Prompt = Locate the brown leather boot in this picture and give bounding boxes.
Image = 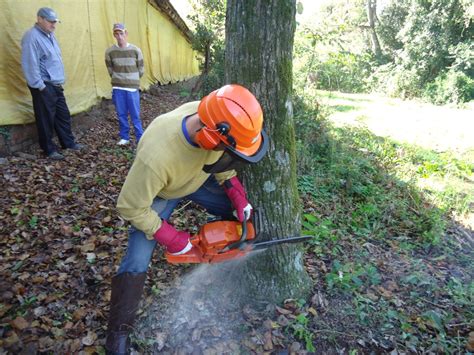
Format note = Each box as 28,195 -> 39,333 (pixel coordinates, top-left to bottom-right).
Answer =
105,272 -> 146,355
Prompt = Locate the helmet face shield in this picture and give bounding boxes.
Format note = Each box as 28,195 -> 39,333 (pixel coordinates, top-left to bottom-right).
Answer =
202,129 -> 269,173
202,151 -> 245,174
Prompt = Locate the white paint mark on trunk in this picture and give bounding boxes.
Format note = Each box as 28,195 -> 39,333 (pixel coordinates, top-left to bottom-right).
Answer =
275,150 -> 289,165
263,181 -> 276,192
285,98 -> 293,118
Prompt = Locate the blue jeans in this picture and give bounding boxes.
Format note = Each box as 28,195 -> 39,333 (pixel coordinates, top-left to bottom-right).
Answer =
117,177 -> 234,274
112,89 -> 143,142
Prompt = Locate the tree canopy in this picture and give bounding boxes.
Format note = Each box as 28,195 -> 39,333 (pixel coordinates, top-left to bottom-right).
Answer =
294,0 -> 473,104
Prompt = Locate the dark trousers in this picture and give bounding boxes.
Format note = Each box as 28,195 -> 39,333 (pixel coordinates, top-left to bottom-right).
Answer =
28,83 -> 76,154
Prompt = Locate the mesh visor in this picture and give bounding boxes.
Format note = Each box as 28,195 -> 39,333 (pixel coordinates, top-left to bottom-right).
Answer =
203,130 -> 269,173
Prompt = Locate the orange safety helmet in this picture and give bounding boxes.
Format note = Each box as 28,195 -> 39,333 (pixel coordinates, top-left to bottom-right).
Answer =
196,84 -> 268,164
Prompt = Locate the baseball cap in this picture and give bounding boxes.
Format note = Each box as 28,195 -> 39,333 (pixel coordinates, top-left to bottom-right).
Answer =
37,7 -> 60,22
113,23 -> 126,32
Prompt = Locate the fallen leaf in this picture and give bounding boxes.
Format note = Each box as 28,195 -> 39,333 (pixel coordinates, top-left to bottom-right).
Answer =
263,331 -> 273,350
82,346 -> 98,355
32,276 -> 46,284
466,331 -> 474,351
61,225 -> 74,236
51,327 -> 64,338
384,280 -> 399,291
209,326 -> 221,337
277,315 -> 290,326
192,328 -> 202,341
203,348 -> 218,355
33,306 -> 47,317
154,332 -> 167,351
308,307 -> 318,317
290,342 -> 301,352
38,336 -> 54,350
11,316 -> 29,330
242,338 -> 258,350
81,243 -> 95,252
86,253 -> 96,263
263,319 -> 274,330
81,331 -> 97,346
275,305 -> 292,315
0,303 -> 12,317
377,286 -> 393,298
73,308 -> 87,321
4,332 -> 20,347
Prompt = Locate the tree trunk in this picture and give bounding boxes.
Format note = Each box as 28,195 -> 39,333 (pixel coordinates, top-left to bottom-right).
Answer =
224,0 -> 311,306
367,0 -> 382,59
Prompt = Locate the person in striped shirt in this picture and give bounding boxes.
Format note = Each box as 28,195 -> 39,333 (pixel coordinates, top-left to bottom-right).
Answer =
105,23 -> 144,146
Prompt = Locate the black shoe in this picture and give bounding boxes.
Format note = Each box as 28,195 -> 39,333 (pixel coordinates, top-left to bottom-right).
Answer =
48,151 -> 64,160
69,143 -> 85,151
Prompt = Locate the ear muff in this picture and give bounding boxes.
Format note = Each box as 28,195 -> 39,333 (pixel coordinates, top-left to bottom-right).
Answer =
216,122 -> 230,135
216,122 -> 236,148
196,122 -> 237,150
195,126 -> 221,150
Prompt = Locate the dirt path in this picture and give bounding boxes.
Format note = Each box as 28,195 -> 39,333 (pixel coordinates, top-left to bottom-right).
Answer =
320,92 -> 474,156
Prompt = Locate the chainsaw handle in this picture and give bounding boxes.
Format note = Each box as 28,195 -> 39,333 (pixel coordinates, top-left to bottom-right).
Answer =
218,219 -> 250,254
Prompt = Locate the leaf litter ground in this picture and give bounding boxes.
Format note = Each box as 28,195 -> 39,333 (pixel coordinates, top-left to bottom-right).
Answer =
1,84 -> 473,354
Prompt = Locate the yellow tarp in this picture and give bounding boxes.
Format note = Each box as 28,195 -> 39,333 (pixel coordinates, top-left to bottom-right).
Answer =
0,0 -> 200,126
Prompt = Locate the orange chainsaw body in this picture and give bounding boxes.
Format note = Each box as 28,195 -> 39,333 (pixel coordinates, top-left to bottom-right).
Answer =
165,220 -> 255,264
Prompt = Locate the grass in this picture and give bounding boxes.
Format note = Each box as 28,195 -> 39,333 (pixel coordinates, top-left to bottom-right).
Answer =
293,91 -> 473,352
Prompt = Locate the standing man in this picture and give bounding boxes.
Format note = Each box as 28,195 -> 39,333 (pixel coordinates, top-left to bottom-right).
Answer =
105,84 -> 268,354
105,23 -> 144,146
21,7 -> 84,160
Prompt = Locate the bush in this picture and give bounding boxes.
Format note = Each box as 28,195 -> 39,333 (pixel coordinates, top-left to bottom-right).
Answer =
366,0 -> 473,101
198,45 -> 225,95
312,52 -> 373,93
293,95 -> 333,175
368,63 -> 422,98
423,69 -> 474,105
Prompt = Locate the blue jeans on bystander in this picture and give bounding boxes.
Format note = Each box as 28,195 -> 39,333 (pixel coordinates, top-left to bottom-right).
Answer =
112,88 -> 143,143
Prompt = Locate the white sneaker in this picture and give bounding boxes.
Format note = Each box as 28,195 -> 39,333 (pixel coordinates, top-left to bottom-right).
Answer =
117,139 -> 129,146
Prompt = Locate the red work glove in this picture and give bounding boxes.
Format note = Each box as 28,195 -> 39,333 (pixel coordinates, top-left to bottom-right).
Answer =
153,220 -> 192,255
223,176 -> 252,222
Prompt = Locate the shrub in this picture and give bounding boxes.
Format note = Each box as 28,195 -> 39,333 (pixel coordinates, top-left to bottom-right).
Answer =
423,69 -> 474,105
312,52 -> 373,93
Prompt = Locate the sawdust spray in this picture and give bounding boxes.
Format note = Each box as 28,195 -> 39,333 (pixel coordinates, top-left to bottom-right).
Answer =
155,253 -> 263,352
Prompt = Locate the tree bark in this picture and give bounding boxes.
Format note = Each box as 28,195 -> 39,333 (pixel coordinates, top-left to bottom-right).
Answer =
367,0 -> 382,59
224,0 -> 311,306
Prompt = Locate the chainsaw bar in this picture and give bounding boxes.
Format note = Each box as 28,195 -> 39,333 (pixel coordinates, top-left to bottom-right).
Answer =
250,235 -> 313,251
221,235 -> 313,254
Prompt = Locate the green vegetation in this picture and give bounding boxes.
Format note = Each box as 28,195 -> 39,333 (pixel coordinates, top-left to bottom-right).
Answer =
187,0 -> 226,96
295,0 -> 473,105
293,89 -> 473,352
288,312 -> 315,352
186,0 -> 472,104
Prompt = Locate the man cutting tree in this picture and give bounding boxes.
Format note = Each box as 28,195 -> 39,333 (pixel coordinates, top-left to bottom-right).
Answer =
105,84 -> 268,354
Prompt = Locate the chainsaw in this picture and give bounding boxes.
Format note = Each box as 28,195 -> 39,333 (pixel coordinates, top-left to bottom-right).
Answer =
165,211 -> 312,264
